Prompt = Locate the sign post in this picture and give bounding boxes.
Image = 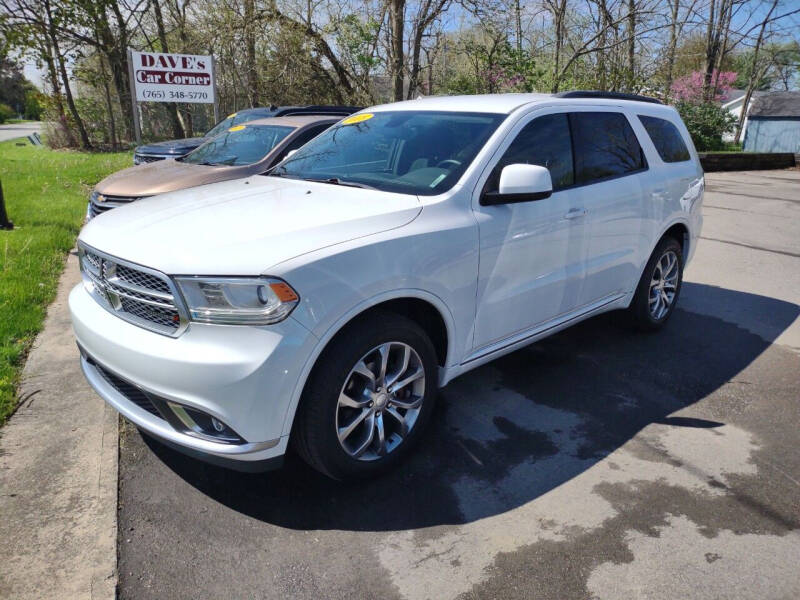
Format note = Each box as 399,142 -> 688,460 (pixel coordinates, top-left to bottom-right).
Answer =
126,48 -> 142,145
210,56 -> 220,123
127,49 -> 218,145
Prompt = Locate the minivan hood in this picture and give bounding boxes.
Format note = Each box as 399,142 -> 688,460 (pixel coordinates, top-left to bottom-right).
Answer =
79,176 -> 421,275
135,137 -> 206,156
95,159 -> 245,197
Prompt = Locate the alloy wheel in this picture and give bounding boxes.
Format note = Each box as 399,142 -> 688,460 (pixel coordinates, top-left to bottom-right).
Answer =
649,250 -> 679,320
335,342 -> 426,461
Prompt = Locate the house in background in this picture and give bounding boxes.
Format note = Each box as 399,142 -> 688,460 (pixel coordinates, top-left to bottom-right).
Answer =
743,91 -> 800,153
721,89 -> 765,142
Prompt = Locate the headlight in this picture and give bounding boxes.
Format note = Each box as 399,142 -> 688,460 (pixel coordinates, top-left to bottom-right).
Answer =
175,277 -> 299,325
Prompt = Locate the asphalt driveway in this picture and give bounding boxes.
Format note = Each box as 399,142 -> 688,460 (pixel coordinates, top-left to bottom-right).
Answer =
118,170 -> 800,600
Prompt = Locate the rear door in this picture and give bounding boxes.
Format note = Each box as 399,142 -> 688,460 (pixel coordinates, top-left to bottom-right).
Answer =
570,110 -> 649,306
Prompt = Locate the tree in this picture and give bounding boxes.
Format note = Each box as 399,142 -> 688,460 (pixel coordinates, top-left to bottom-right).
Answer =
675,100 -> 736,150
734,0 -> 778,144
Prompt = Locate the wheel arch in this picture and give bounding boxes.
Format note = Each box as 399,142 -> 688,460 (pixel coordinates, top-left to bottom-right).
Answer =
280,289 -> 456,437
662,221 -> 690,258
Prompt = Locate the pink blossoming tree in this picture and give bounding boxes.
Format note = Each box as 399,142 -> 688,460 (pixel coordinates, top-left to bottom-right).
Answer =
670,70 -> 737,103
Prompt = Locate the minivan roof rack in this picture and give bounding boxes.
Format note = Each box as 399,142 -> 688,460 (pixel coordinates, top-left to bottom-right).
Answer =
554,91 -> 663,105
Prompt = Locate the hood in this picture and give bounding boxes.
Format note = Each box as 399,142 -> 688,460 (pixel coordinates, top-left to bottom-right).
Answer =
79,176 -> 421,275
94,159 -> 248,197
135,137 -> 206,156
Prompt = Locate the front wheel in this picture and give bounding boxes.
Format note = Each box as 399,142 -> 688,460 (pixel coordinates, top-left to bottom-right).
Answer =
627,236 -> 684,331
292,312 -> 438,480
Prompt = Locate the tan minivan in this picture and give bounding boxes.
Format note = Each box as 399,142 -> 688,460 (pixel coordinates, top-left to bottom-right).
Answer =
88,115 -> 340,219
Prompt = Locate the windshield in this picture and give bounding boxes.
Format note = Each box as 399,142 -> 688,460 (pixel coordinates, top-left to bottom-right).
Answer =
268,111 -> 505,195
180,124 -> 293,167
205,111 -> 269,138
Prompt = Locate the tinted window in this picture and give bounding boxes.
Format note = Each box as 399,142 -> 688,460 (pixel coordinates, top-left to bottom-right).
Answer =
205,111 -> 272,138
271,124 -> 332,165
181,124 -> 293,166
571,112 -> 645,183
487,113 -> 574,191
638,115 -> 691,163
271,111 -> 505,195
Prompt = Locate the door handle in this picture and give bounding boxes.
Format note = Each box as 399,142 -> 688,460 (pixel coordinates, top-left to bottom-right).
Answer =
564,208 -> 587,220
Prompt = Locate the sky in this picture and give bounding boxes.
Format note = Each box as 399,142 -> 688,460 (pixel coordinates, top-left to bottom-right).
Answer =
24,62 -> 44,89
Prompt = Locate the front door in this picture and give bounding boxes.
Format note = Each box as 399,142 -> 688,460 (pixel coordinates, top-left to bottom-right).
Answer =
472,111 -> 587,352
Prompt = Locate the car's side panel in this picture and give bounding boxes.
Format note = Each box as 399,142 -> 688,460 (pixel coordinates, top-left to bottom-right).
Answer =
469,108 -> 588,350
568,109 -> 649,305
272,195 -> 478,436
278,194 -> 478,367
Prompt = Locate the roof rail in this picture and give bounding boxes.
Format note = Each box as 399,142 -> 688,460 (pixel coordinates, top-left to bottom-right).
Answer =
554,91 -> 663,105
274,105 -> 363,117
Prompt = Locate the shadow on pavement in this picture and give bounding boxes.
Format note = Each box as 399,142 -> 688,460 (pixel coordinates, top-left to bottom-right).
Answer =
140,282 -> 799,531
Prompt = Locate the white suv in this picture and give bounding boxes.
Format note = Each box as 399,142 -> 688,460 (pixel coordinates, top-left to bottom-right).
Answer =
70,92 -> 703,480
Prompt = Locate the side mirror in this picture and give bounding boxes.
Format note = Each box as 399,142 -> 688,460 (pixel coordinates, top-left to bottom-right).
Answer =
480,164 -> 553,206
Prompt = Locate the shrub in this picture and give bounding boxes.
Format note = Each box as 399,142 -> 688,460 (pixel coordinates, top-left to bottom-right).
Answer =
0,103 -> 14,124
24,90 -> 43,120
675,101 -> 737,151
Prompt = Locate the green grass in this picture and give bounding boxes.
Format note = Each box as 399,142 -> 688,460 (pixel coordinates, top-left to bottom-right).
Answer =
0,141 -> 131,423
5,119 -> 36,125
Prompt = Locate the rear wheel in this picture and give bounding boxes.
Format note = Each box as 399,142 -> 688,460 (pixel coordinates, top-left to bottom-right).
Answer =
627,236 -> 683,331
292,312 -> 438,480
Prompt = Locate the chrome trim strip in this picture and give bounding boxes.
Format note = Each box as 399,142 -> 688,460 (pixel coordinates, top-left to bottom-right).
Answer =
106,275 -> 173,301
81,355 -> 279,456
105,284 -> 175,308
463,293 -> 625,364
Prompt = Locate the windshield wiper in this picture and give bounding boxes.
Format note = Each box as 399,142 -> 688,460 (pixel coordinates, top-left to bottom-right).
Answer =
303,177 -> 376,190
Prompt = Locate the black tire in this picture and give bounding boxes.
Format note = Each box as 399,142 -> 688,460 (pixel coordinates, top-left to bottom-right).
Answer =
626,236 -> 684,331
292,311 -> 438,480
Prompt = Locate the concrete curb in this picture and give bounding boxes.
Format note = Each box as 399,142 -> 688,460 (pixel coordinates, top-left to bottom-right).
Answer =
0,251 -> 118,599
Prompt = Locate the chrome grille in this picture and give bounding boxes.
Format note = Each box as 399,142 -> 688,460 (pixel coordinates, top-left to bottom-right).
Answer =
88,193 -> 141,219
79,245 -> 186,336
115,263 -> 171,294
134,153 -> 166,164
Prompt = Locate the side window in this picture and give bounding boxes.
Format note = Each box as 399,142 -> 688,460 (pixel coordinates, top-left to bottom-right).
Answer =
570,112 -> 645,184
486,113 -> 574,192
275,124 -> 331,162
638,115 -> 691,163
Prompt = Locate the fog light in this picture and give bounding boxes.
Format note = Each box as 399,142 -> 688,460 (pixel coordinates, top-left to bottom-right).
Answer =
166,402 -> 245,444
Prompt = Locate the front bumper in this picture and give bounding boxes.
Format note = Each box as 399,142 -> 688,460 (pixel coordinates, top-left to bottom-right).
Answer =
70,283 -> 318,467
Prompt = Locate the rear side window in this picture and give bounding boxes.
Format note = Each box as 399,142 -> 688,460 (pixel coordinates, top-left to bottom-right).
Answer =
570,112 -> 645,183
638,115 -> 691,163
487,113 -> 574,191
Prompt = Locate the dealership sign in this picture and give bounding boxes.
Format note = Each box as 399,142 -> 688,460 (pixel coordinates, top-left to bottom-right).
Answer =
131,51 -> 216,104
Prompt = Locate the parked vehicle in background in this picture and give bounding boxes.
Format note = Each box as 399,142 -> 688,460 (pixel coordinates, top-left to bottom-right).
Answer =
71,92 -> 703,481
89,115 -> 339,219
132,105 -> 361,164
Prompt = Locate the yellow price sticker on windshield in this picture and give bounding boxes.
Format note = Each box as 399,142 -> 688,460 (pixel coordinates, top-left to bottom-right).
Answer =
228,125 -> 246,132
341,113 -> 374,125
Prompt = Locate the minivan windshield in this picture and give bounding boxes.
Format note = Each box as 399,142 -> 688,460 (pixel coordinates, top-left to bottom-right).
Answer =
180,124 -> 293,167
267,111 -> 505,195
